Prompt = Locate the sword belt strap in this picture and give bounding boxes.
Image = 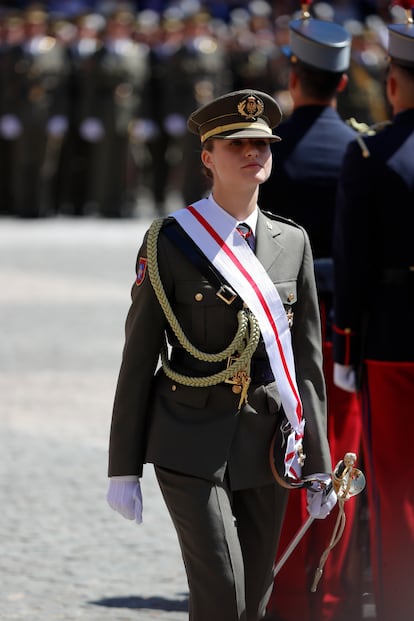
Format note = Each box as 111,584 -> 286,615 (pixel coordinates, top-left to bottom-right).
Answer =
162,218 -> 243,308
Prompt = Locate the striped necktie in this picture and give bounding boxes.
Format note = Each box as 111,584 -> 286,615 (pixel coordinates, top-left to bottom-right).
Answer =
237,222 -> 255,251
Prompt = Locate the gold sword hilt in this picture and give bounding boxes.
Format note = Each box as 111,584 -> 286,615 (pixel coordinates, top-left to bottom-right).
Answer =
333,452 -> 366,499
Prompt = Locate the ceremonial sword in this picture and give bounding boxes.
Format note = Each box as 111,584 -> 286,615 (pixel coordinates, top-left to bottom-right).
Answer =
273,452 -> 366,587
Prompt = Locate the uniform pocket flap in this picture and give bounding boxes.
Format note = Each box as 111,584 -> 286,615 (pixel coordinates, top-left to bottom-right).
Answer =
156,372 -> 211,408
175,280 -> 219,306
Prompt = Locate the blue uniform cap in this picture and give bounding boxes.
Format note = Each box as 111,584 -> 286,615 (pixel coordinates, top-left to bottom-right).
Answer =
388,22 -> 414,68
285,17 -> 351,72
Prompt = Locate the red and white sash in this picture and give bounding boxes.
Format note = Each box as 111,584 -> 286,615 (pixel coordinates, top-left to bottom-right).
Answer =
172,197 -> 305,482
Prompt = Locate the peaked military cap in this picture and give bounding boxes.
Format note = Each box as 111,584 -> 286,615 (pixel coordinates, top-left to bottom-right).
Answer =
284,2 -> 351,72
187,90 -> 282,144
388,2 -> 414,68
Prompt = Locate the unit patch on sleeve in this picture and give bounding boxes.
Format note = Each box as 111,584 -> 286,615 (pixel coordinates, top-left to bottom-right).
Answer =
136,257 -> 147,286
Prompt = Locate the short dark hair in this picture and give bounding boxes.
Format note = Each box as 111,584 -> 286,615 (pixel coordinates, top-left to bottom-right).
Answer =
292,59 -> 344,99
391,59 -> 414,81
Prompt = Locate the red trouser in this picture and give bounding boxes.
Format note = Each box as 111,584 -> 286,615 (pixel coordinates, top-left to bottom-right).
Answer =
362,361 -> 414,621
266,342 -> 363,621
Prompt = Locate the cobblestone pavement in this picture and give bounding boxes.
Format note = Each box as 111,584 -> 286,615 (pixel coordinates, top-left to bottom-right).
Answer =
0,215 -> 188,621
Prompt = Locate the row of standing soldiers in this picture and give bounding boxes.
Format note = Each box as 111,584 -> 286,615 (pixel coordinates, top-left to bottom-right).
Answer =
0,5 -> 388,217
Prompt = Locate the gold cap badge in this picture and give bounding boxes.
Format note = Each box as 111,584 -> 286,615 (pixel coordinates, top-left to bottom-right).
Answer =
237,94 -> 264,121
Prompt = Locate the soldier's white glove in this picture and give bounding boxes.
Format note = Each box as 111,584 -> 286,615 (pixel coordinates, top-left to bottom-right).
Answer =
130,118 -> 159,141
306,476 -> 337,519
79,117 -> 104,142
333,363 -> 357,393
0,114 -> 22,139
47,115 -> 68,137
163,113 -> 186,137
106,477 -> 143,524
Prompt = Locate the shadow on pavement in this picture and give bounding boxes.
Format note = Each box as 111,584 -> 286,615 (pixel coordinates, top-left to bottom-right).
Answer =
90,594 -> 189,612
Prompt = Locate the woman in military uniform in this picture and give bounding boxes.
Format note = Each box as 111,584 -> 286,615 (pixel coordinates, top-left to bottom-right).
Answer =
107,89 -> 335,621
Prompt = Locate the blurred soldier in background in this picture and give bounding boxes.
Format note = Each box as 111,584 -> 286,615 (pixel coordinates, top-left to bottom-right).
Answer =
77,7 -> 150,217
134,7 -> 184,215
260,3 -> 363,621
0,5 -> 69,217
228,1 -> 289,101
58,11 -> 106,215
0,1 -> 404,220
0,12 -> 25,215
337,15 -> 389,125
333,4 -> 414,620
159,2 -> 233,206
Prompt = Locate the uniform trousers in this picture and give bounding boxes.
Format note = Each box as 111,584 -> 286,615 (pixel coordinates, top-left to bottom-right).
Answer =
155,466 -> 284,621
361,361 -> 414,621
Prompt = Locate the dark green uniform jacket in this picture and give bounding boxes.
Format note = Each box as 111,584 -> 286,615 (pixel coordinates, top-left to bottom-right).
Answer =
109,209 -> 331,490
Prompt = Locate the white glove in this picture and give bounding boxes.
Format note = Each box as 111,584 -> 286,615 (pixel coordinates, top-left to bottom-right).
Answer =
130,118 -> 159,141
163,113 -> 187,137
306,476 -> 337,519
106,477 -> 143,524
47,115 -> 68,137
333,363 -> 357,393
0,114 -> 22,139
79,117 -> 104,142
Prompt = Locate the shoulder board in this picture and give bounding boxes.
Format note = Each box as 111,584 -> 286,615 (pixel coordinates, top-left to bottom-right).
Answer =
261,211 -> 303,229
346,117 -> 392,136
346,117 -> 375,136
346,118 -> 374,158
160,216 -> 177,230
346,118 -> 392,159
369,120 -> 392,133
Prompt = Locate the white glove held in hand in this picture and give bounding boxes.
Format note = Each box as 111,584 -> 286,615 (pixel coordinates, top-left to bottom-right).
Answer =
306,479 -> 337,520
333,363 -> 357,393
79,117 -> 104,142
131,118 -> 159,141
107,478 -> 143,524
0,114 -> 22,139
47,115 -> 68,137
163,113 -> 187,137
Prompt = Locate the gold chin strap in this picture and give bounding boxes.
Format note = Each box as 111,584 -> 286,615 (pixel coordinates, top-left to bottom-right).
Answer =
201,121 -> 272,143
146,218 -> 260,400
